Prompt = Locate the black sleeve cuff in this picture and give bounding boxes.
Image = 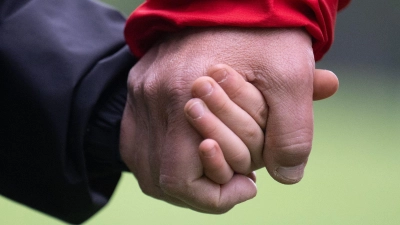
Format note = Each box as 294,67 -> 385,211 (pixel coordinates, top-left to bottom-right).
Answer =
85,71 -> 131,176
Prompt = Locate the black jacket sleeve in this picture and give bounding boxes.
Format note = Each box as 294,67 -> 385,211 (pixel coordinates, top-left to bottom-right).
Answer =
0,0 -> 136,223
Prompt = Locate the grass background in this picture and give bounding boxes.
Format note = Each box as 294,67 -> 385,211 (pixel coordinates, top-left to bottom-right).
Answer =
1,1 -> 399,224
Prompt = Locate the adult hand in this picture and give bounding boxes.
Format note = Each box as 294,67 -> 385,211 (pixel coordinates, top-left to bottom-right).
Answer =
120,27 -> 337,213
184,65 -> 337,185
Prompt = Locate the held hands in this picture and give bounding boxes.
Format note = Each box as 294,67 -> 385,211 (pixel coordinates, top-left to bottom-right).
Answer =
185,64 -> 338,185
184,65 -> 267,184
120,27 -> 338,213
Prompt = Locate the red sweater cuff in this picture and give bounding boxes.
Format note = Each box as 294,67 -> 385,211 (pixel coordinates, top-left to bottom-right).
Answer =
124,0 -> 350,61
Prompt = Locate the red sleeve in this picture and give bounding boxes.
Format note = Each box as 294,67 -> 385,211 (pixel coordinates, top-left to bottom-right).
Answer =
124,0 -> 351,61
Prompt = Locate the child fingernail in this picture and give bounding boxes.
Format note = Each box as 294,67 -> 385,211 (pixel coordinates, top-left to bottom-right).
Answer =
194,81 -> 213,97
187,101 -> 204,119
212,69 -> 228,83
201,145 -> 216,158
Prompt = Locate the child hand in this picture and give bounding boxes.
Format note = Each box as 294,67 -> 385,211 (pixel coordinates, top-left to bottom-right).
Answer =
184,64 -> 267,184
185,64 -> 339,184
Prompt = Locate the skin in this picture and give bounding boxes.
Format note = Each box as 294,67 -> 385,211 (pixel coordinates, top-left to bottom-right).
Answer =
187,64 -> 338,184
120,27 -> 339,213
185,65 -> 267,183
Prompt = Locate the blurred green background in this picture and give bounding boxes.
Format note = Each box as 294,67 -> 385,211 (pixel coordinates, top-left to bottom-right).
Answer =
1,1 -> 399,224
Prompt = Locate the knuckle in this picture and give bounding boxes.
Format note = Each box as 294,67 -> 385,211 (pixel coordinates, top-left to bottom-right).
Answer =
159,174 -> 186,197
248,60 -> 313,96
254,103 -> 268,128
137,180 -> 162,199
227,83 -> 245,101
201,122 -> 219,138
166,78 -> 191,99
269,129 -> 313,163
142,75 -> 162,100
211,96 -> 230,115
242,124 -> 263,146
226,151 -> 251,174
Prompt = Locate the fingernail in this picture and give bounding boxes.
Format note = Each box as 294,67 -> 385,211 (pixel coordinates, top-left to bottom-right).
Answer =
194,81 -> 213,97
212,69 -> 228,83
248,171 -> 257,183
201,145 -> 216,158
187,102 -> 204,119
275,164 -> 305,183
